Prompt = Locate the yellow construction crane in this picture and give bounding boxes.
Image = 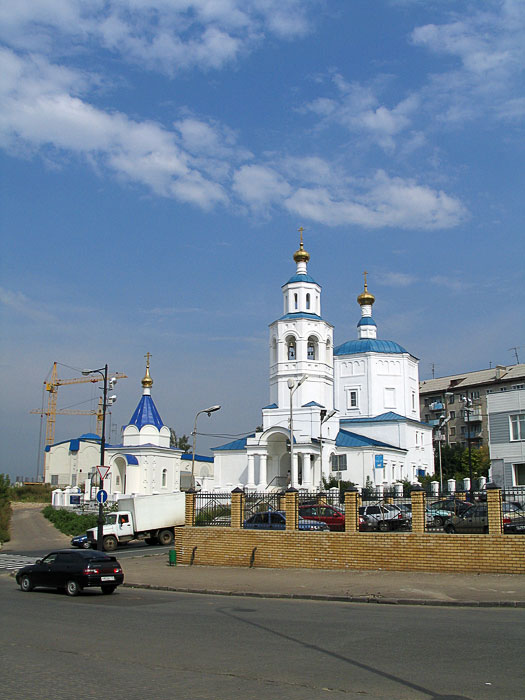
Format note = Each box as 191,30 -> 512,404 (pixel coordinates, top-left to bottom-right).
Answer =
31,362 -> 127,480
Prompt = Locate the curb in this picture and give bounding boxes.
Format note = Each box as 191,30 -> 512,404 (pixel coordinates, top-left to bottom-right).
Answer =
121,582 -> 525,608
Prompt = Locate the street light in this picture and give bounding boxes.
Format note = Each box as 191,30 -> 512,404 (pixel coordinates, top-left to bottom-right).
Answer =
319,408 -> 336,490
436,414 -> 450,493
461,396 -> 473,498
287,375 -> 308,488
81,365 -> 118,550
191,405 -> 221,489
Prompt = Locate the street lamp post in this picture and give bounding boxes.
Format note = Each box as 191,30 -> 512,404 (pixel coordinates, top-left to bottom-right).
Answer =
319,408 -> 336,490
82,365 -> 117,550
287,375 -> 308,488
462,396 -> 474,498
191,405 -> 221,489
436,414 -> 450,493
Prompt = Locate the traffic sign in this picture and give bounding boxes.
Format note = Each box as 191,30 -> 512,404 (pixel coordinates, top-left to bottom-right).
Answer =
96,489 -> 108,504
96,466 -> 110,480
374,454 -> 384,469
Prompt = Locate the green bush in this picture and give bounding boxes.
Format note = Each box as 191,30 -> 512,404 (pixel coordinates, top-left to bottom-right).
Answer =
42,506 -> 98,536
10,483 -> 53,503
0,500 -> 11,543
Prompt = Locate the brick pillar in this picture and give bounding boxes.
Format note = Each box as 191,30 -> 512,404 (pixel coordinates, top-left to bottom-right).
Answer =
410,485 -> 426,533
230,487 -> 245,528
344,488 -> 360,532
486,483 -> 503,534
278,492 -> 287,511
185,490 -> 196,527
285,488 -> 298,530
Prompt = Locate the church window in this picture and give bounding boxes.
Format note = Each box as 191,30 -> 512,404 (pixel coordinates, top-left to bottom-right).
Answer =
294,293 -> 298,310
346,387 -> 359,409
306,293 -> 311,310
271,337 -> 277,363
350,391 -> 357,407
162,468 -> 167,487
287,336 -> 296,360
412,392 -> 416,410
307,336 -> 318,360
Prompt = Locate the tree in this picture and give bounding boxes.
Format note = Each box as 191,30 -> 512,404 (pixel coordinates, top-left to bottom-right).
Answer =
169,429 -> 191,452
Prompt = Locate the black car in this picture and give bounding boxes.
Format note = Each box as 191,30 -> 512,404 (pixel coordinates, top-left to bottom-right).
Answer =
444,503 -> 525,534
16,549 -> 124,596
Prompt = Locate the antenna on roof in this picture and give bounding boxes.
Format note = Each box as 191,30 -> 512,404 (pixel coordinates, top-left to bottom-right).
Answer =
508,346 -> 521,364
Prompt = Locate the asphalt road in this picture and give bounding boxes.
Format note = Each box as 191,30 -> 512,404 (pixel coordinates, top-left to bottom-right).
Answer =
1,577 -> 524,700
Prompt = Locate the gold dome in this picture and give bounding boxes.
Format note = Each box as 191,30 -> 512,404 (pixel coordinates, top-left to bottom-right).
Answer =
293,227 -> 310,263
357,272 -> 375,306
142,352 -> 153,388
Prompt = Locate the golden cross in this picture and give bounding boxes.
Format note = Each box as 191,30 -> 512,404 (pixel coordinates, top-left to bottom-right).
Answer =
363,270 -> 368,289
298,226 -> 304,245
144,351 -> 151,368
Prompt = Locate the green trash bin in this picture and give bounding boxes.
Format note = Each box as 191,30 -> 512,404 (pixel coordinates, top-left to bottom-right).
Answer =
169,549 -> 177,566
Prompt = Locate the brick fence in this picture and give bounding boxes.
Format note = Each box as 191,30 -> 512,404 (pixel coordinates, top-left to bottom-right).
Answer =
176,486 -> 525,574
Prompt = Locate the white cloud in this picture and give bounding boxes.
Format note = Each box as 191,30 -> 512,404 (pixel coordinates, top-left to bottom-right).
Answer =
0,287 -> 57,322
232,164 -> 291,209
379,272 -> 417,287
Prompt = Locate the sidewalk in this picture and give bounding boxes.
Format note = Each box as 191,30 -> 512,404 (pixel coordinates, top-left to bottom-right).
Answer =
121,553 -> 525,607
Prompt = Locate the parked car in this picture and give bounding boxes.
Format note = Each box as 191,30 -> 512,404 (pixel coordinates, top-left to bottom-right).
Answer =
243,510 -> 329,531
427,498 -> 473,525
298,504 -> 367,531
359,503 -> 407,531
71,534 -> 91,549
16,550 -> 124,596
444,504 -> 525,534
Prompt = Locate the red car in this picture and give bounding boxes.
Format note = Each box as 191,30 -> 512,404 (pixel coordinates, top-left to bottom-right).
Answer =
298,504 -> 366,531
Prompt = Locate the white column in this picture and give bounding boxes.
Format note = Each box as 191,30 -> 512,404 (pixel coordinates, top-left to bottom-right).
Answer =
302,453 -> 312,489
247,453 -> 256,489
258,453 -> 268,490
291,452 -> 299,488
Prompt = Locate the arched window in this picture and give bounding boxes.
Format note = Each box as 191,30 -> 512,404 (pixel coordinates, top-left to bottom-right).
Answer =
162,469 -> 167,487
307,335 -> 318,360
271,337 -> 277,363
287,336 -> 296,360
294,293 -> 298,310
306,293 -> 311,310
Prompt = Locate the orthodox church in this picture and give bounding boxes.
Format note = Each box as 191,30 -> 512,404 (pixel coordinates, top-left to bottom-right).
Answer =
45,357 -> 214,495
212,235 -> 433,491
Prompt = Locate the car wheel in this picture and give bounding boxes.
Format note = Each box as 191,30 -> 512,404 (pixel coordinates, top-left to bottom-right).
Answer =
444,524 -> 456,534
65,579 -> 81,596
378,520 -> 390,532
101,585 -> 117,595
145,537 -> 158,545
20,575 -> 33,592
82,540 -> 91,549
103,536 -> 118,552
157,529 -> 174,546
433,516 -> 444,526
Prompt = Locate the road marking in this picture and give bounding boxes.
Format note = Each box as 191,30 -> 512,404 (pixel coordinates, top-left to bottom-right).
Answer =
0,554 -> 38,572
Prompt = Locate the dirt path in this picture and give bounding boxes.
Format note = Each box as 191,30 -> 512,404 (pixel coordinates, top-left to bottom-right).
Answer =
2,503 -> 70,552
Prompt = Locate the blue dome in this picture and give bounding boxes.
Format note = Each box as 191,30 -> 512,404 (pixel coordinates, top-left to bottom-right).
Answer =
357,317 -> 377,327
283,273 -> 319,286
334,338 -> 408,355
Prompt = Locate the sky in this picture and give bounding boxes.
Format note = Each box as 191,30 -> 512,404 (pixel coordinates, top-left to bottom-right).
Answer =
1,0 -> 524,481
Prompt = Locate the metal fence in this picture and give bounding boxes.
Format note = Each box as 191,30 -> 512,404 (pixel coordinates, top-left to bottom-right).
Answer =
243,492 -> 282,521
194,492 -> 232,526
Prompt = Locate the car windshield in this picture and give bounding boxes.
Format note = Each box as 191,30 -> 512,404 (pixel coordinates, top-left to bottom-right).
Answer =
106,514 -> 117,525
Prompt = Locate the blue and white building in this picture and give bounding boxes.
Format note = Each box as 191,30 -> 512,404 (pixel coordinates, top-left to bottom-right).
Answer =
212,237 -> 433,490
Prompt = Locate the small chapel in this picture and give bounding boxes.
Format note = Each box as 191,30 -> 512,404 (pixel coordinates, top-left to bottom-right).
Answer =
211,234 -> 433,491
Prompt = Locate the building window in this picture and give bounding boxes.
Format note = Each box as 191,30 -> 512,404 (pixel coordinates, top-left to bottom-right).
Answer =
471,390 -> 480,399
162,469 -> 167,487
294,293 -> 298,310
346,388 -> 359,409
51,475 -> 58,485
450,410 -> 456,419
307,336 -> 318,360
450,427 -> 456,436
515,464 -> 525,486
306,293 -> 311,310
510,414 -> 525,441
411,391 -> 416,410
331,454 -> 347,471
287,336 -> 296,360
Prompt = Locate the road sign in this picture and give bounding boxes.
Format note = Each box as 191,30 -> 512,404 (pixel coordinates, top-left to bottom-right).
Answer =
96,489 -> 108,504
374,454 -> 384,469
96,466 -> 110,480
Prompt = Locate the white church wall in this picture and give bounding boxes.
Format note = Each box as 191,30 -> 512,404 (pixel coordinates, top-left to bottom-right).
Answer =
213,452 -> 248,490
46,441 -> 100,488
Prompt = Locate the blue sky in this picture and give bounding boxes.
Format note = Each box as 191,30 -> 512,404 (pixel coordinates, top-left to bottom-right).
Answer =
1,0 -> 524,480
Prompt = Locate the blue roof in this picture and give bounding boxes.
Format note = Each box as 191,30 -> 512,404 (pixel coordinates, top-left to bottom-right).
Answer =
357,317 -> 377,327
341,411 -> 430,427
122,454 -> 139,465
181,453 -> 214,463
336,429 -> 402,451
79,432 -> 100,440
127,394 -> 164,430
278,312 -> 323,321
334,339 -> 408,355
212,434 -> 255,451
283,273 -> 319,286
262,403 -> 278,409
45,434 -> 100,452
302,401 -> 325,408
